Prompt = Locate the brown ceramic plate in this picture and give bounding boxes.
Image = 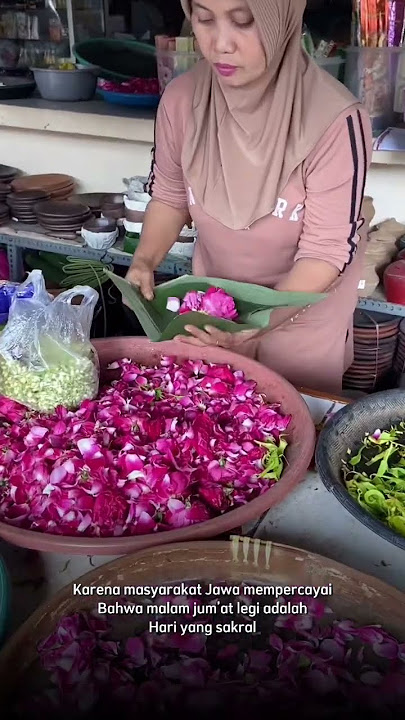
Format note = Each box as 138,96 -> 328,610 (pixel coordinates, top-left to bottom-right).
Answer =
39,220 -> 93,232
70,193 -> 105,210
36,210 -> 92,223
11,174 -> 74,192
353,309 -> 401,329
50,185 -> 75,199
101,193 -> 124,204
0,164 -> 19,180
8,190 -> 48,202
35,201 -> 90,217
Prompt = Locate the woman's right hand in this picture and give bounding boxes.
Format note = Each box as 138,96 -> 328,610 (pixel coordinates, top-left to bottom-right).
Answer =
125,259 -> 155,301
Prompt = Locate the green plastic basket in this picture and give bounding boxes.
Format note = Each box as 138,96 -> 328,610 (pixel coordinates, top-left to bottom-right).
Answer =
0,555 -> 10,646
73,39 -> 157,81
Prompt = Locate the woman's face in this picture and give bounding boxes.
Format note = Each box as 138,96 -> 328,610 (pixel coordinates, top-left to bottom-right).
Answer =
190,0 -> 266,88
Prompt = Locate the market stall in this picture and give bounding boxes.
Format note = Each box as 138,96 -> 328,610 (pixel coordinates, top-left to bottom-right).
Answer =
0,4 -> 404,715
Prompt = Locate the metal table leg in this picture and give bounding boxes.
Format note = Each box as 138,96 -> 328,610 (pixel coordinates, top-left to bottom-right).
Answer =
5,241 -> 24,282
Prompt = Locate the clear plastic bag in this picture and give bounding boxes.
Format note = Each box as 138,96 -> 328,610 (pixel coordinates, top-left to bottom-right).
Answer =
0,270 -> 100,414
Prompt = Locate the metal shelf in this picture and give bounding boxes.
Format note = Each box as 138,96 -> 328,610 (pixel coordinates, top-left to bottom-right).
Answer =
2,226 -> 405,320
0,225 -> 192,281
357,296 -> 405,318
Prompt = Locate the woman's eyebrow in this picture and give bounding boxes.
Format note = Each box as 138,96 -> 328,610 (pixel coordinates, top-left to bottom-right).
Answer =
193,2 -> 249,11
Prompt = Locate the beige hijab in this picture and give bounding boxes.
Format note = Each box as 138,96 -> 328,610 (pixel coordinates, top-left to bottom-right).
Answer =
180,0 -> 359,231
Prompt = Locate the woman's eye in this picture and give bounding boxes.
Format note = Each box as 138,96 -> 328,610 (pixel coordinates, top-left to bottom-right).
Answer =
197,16 -> 214,24
232,13 -> 254,28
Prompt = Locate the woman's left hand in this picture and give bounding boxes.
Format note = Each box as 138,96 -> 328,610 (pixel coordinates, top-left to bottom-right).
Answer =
175,324 -> 260,349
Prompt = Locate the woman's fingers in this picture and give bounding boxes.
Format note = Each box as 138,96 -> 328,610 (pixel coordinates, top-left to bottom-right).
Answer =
175,334 -> 205,346
184,325 -> 213,343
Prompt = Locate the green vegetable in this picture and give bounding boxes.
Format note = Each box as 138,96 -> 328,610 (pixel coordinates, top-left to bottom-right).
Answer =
342,424 -> 405,538
257,437 -> 287,480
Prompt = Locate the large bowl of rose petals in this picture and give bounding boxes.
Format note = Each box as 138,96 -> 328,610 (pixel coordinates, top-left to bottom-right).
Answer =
0,337 -> 315,554
1,539 -> 405,719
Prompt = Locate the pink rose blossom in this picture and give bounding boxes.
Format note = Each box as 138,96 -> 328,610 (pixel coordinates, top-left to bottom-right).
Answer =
201,287 -> 238,320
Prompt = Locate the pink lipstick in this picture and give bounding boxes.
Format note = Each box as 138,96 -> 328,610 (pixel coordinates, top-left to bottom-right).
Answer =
214,63 -> 237,77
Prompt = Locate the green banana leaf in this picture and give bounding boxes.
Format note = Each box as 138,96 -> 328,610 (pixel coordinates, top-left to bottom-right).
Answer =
106,271 -> 326,342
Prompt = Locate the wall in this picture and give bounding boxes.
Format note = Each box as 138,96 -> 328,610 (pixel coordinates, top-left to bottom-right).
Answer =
365,164 -> 405,225
1,127 -> 153,193
2,122 -> 403,227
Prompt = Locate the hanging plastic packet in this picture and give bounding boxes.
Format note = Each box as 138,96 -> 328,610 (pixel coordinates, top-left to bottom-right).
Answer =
301,24 -> 315,57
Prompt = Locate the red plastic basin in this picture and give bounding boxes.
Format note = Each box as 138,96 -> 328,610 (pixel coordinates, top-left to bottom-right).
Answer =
0,338 -> 315,554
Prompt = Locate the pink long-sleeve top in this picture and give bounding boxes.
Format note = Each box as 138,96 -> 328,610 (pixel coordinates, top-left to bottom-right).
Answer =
147,72 -> 373,394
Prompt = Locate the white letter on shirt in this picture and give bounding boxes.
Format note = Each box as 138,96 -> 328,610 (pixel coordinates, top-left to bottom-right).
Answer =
289,203 -> 304,222
272,198 -> 288,219
188,187 -> 196,206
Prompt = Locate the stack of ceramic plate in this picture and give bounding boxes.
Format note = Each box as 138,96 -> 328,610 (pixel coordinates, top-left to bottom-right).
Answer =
70,193 -> 105,218
0,203 -> 10,226
393,318 -> 405,379
0,165 -> 19,184
11,174 -> 75,200
0,183 -> 11,204
35,200 -> 92,237
7,190 -> 49,224
343,309 -> 400,394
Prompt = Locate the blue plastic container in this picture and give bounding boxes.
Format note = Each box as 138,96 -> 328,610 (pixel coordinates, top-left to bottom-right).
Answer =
97,88 -> 159,108
0,555 -> 10,646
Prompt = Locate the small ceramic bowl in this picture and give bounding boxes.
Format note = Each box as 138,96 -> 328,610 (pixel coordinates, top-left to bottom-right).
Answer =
81,225 -> 119,250
101,204 -> 124,220
123,219 -> 143,235
125,207 -> 145,223
82,216 -> 117,233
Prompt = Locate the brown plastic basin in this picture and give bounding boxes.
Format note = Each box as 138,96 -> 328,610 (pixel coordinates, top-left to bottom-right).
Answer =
0,338 -> 315,555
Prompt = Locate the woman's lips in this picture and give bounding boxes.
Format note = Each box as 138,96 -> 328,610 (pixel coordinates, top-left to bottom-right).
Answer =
214,63 -> 237,77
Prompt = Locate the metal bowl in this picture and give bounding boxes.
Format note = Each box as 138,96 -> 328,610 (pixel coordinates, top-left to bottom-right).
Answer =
316,389 -> 405,551
31,66 -> 99,102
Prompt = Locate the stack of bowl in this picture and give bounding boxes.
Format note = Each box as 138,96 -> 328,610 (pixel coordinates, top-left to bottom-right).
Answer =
101,193 -> 125,220
393,318 -> 405,382
11,174 -> 75,200
81,217 -> 118,250
0,204 -> 10,226
7,190 -> 49,224
0,165 -> 19,184
70,193 -> 105,218
0,184 -> 11,204
35,201 -> 92,237
343,309 -> 400,394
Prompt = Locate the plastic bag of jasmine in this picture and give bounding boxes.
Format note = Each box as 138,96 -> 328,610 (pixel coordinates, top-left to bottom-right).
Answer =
0,270 -> 99,413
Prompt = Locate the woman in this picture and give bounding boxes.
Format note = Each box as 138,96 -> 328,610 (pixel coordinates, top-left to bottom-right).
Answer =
126,0 -> 372,394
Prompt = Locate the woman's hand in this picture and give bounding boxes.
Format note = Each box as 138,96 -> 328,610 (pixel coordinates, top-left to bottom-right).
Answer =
125,259 -> 155,301
175,324 -> 260,350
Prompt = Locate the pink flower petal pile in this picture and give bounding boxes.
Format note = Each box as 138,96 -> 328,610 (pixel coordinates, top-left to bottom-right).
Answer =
98,78 -> 160,95
12,595 -> 405,720
179,288 -> 239,321
0,358 -> 290,538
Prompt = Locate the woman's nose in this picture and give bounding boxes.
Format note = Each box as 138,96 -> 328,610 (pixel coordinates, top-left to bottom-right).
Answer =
213,25 -> 237,55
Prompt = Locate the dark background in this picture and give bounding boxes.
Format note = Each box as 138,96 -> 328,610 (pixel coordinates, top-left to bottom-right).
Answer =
109,0 -> 353,44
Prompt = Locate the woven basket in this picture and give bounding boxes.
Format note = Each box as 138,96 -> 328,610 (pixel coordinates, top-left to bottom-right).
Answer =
0,536 -> 404,706
0,338 -> 315,555
316,389 -> 405,550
